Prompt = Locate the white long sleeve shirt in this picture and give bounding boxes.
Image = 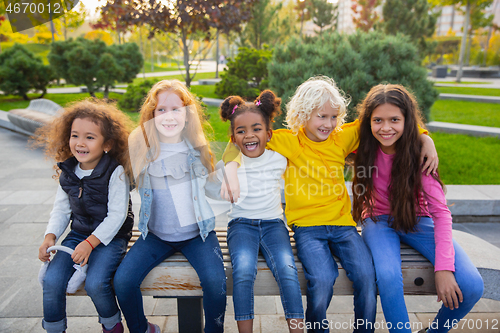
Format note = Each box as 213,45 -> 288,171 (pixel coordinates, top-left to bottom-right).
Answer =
44,164 -> 130,246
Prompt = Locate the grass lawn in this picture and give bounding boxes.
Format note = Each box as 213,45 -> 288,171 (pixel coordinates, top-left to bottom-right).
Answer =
430,100 -> 500,128
432,132 -> 500,185
434,81 -> 491,84
132,72 -> 217,85
0,92 -> 124,111
190,85 -> 219,99
436,86 -> 500,97
142,61 -> 184,73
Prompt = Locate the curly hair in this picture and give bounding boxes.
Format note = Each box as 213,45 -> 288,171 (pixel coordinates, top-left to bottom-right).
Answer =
285,76 -> 349,134
351,84 -> 444,233
219,89 -> 282,134
128,79 -> 215,185
34,98 -> 134,181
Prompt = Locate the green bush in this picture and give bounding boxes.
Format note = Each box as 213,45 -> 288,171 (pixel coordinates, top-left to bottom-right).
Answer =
49,38 -> 143,98
118,80 -> 154,112
269,31 -> 438,126
118,80 -> 208,113
215,47 -> 272,100
0,44 -> 54,100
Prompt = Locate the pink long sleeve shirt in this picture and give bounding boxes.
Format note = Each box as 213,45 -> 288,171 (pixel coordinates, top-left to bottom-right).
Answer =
364,147 -> 455,272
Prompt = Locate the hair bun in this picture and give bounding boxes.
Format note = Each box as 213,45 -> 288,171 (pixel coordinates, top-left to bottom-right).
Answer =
220,96 -> 244,121
256,90 -> 282,120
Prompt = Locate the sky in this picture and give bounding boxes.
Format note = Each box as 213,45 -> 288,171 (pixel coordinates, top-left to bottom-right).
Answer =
80,0 -> 103,18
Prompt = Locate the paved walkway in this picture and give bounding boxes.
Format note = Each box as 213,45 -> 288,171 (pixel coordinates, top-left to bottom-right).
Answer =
0,127 -> 499,332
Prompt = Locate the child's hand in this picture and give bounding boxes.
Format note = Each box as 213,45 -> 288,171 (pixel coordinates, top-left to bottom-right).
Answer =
72,240 -> 93,266
420,134 -> 439,175
39,234 -> 56,262
435,270 -> 463,310
221,162 -> 240,203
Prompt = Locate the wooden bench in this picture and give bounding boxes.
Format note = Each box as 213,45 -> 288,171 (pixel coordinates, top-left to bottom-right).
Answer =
7,99 -> 62,134
74,227 -> 436,333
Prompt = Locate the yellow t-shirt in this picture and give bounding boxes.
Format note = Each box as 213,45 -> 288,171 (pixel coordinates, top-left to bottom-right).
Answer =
223,120 -> 428,227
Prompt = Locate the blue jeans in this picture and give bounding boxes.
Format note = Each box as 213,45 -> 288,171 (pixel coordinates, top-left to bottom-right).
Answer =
114,231 -> 226,333
227,218 -> 304,320
292,225 -> 377,333
362,215 -> 484,333
42,230 -> 126,333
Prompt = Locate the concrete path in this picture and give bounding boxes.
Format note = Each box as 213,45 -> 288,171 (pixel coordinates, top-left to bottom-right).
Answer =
427,121 -> 500,138
0,127 -> 499,332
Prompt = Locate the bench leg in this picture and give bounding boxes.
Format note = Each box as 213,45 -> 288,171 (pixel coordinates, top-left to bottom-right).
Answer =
177,297 -> 203,333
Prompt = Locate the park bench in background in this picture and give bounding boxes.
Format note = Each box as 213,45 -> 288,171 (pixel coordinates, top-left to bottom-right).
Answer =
7,99 -> 62,134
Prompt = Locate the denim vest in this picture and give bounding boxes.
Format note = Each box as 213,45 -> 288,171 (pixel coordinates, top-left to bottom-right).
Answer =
137,140 -> 221,242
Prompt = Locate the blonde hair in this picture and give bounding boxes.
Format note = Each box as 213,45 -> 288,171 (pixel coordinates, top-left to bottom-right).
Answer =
33,99 -> 134,181
128,79 -> 215,185
285,76 -> 350,134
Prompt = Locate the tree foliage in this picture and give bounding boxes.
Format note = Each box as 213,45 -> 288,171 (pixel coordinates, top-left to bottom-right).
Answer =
308,0 -> 338,35
351,0 -> 381,32
57,1 -> 87,40
215,47 -> 272,100
118,79 -> 154,112
48,38 -> 143,98
295,0 -> 311,37
382,0 -> 438,54
238,0 -> 295,49
98,0 -> 256,87
0,44 -> 54,100
268,31 -> 438,126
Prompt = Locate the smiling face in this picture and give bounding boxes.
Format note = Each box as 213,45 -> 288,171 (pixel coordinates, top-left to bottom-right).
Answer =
154,90 -> 187,143
231,111 -> 272,158
371,103 -> 405,155
303,103 -> 339,142
69,117 -> 111,170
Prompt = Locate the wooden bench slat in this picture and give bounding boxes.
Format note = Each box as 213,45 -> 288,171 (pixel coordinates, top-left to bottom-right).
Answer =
74,227 -> 436,297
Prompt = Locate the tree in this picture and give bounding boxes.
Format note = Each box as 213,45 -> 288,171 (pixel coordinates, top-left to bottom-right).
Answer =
382,0 -> 438,55
461,1 -> 494,65
0,44 -> 54,100
48,38 -> 143,98
429,0 -> 492,82
295,0 -> 311,38
238,0 -> 296,49
57,1 -> 87,40
92,0 -> 134,44
269,32 -> 438,125
215,46 -> 272,100
351,0 -> 381,32
99,0 -> 257,87
308,0 -> 338,35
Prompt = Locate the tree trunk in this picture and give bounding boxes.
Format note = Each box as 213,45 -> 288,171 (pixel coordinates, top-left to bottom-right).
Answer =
150,39 -> 154,72
466,28 -> 473,66
182,29 -> 191,88
300,10 -> 304,38
63,16 -> 67,40
216,30 -> 220,79
456,0 -> 470,83
104,86 -> 109,100
139,26 -> 146,78
483,0 -> 499,67
22,93 -> 30,101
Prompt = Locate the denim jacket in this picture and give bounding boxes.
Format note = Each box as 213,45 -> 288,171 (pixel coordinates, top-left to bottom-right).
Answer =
137,140 -> 222,242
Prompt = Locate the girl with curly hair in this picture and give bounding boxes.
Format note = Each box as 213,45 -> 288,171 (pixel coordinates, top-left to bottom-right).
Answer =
37,99 -> 135,333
